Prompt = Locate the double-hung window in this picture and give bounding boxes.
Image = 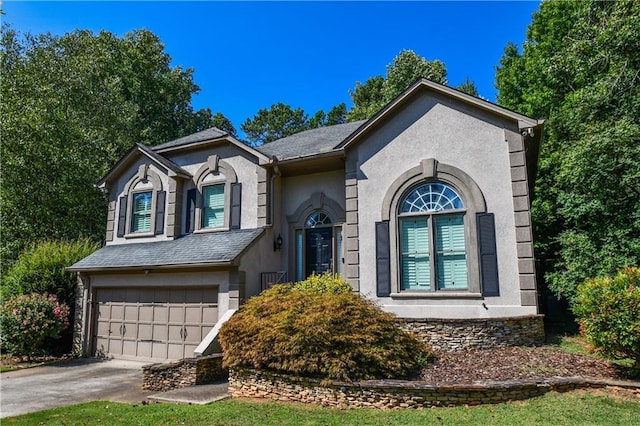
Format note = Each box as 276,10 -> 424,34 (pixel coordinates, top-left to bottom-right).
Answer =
399,182 -> 468,291
131,191 -> 153,233
202,184 -> 225,229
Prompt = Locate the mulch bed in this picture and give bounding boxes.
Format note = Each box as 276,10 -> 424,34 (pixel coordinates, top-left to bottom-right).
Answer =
420,346 -> 635,385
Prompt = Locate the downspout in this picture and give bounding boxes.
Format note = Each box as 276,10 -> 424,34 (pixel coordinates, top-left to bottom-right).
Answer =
268,156 -> 281,226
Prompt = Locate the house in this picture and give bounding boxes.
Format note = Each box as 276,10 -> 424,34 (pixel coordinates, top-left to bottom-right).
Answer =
69,79 -> 544,361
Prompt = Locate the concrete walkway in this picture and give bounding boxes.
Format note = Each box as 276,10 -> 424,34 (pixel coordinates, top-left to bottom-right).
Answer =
0,358 -> 229,418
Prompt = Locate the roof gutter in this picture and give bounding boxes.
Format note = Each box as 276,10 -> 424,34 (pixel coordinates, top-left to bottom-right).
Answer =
67,260 -> 235,273
264,149 -> 345,167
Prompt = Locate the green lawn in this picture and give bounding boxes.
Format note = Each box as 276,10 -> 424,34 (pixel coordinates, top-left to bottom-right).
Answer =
4,391 -> 639,426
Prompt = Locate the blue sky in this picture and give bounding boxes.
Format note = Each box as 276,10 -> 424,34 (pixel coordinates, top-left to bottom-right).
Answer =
3,1 -> 540,132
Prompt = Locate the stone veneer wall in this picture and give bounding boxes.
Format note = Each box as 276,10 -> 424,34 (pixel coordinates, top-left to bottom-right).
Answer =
399,315 -> 545,351
229,369 -> 638,409
142,354 -> 227,392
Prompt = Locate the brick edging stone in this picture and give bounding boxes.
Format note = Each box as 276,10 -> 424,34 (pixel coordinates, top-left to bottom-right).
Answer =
229,368 -> 640,409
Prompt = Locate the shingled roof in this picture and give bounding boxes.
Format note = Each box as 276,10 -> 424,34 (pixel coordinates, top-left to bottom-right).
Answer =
152,127 -> 228,152
256,120 -> 366,161
68,228 -> 264,271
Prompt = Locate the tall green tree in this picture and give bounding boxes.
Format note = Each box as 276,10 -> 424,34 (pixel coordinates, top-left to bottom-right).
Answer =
241,103 -> 310,145
456,77 -> 479,97
241,102 -> 348,146
495,1 -> 640,304
0,27 -> 231,272
347,50 -> 448,121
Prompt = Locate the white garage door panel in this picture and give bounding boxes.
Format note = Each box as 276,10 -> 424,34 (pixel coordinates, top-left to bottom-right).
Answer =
93,287 -> 218,361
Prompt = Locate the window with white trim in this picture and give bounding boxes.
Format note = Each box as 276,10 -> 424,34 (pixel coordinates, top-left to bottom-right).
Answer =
399,182 -> 468,291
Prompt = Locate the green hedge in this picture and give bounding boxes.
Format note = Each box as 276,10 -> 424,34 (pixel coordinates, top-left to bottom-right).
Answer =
574,267 -> 640,370
220,274 -> 431,382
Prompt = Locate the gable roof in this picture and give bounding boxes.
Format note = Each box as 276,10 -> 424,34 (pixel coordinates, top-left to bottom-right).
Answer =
97,143 -> 191,188
67,228 -> 264,271
152,127 -> 269,163
256,120 -> 366,161
337,78 -> 544,150
152,127 -> 228,151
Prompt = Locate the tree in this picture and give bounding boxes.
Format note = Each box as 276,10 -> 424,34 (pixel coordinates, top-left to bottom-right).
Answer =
190,110 -> 237,137
0,27 -> 231,272
326,103 -> 347,125
456,77 -> 479,97
347,50 -> 449,121
241,102 -> 347,146
495,1 -> 640,304
241,103 -> 310,145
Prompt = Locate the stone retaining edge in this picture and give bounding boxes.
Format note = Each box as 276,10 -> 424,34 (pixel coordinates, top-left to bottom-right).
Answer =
142,354 -> 227,392
229,369 -> 640,409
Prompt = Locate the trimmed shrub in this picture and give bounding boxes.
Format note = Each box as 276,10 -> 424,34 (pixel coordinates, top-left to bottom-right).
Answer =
1,239 -> 99,354
220,276 -> 431,382
0,293 -> 70,357
573,267 -> 640,369
292,272 -> 353,294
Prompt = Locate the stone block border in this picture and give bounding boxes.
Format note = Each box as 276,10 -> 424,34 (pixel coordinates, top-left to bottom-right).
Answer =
229,369 -> 640,409
399,315 -> 545,351
142,354 -> 227,392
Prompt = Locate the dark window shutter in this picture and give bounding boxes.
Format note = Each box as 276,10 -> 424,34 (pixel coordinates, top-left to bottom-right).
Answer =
375,221 -> 391,297
186,188 -> 197,234
117,196 -> 127,237
154,191 -> 166,235
230,183 -> 242,229
477,213 -> 499,296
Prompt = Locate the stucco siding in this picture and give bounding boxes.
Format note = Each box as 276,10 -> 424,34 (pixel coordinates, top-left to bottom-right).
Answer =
238,229 -> 280,299
167,145 -> 262,233
110,159 -> 172,245
351,92 -> 533,318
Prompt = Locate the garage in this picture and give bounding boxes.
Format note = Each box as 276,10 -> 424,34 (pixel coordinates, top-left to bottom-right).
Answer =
93,287 -> 218,361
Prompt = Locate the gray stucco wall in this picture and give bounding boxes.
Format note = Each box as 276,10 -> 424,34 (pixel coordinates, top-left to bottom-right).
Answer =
109,159 -> 173,245
349,92 -> 536,318
167,144 -> 261,233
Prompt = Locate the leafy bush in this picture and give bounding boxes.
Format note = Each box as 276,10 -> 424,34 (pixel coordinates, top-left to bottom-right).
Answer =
0,293 -> 70,357
573,267 -> 640,369
1,239 -> 98,354
292,272 -> 353,294
1,239 -> 99,306
220,275 -> 431,382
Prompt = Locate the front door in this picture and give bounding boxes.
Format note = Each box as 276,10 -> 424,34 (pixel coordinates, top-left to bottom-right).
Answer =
305,227 -> 333,276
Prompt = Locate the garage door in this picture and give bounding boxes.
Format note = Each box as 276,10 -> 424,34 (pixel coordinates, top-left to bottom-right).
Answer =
93,287 -> 218,361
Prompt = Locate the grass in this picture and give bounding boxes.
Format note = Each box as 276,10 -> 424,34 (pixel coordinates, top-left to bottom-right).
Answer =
3,391 -> 639,426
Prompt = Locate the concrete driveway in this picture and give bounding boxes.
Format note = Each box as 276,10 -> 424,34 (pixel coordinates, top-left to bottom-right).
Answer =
0,358 -> 153,418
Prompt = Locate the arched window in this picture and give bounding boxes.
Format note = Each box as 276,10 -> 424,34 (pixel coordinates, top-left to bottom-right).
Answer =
399,182 -> 467,291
